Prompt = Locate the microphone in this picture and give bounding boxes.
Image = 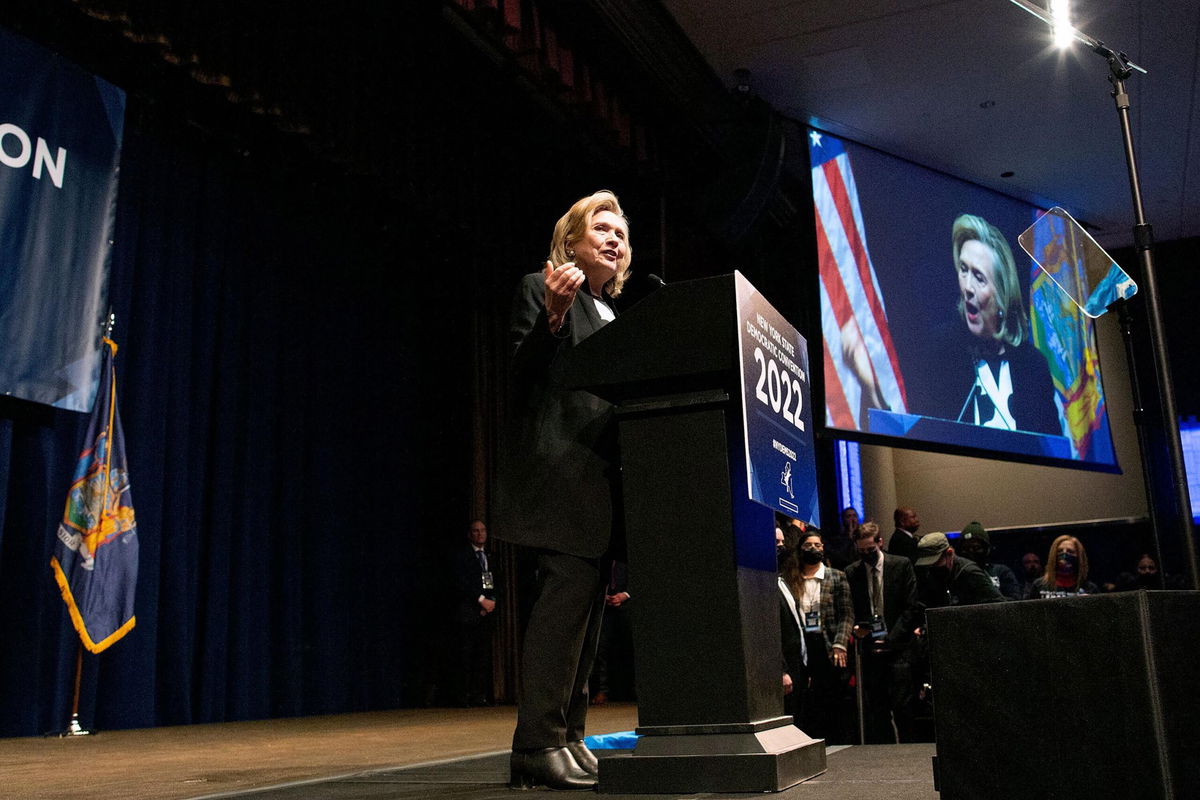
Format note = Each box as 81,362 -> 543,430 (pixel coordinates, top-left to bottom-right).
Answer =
955,362 -> 981,424
646,273 -> 666,288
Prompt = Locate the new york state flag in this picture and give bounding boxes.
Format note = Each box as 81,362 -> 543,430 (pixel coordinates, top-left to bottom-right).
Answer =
50,337 -> 139,653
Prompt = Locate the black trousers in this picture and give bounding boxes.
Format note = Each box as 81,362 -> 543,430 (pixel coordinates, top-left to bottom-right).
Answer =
590,603 -> 635,698
512,550 -> 606,750
454,611 -> 493,704
859,647 -> 915,743
799,632 -> 849,744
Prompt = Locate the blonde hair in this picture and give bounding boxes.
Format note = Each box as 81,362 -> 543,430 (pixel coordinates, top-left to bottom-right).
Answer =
548,190 -> 632,298
1043,534 -> 1089,589
952,214 -> 1028,348
853,521 -> 882,542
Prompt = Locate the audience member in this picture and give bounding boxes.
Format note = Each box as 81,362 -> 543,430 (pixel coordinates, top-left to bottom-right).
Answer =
1017,551 -> 1043,599
1029,535 -> 1099,598
453,519 -> 498,707
888,506 -> 921,562
845,522 -> 919,743
1113,553 -> 1184,591
913,532 -> 1005,608
777,524 -> 807,728
908,531 -> 1003,741
781,530 -> 853,743
956,522 -> 1021,600
589,559 -> 634,705
822,507 -> 859,570
775,511 -> 808,539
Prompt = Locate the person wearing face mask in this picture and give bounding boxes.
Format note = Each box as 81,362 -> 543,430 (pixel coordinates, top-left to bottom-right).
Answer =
1029,535 -> 1099,598
956,522 -> 1021,600
781,530 -> 853,743
845,522 -> 920,743
913,532 -> 1005,609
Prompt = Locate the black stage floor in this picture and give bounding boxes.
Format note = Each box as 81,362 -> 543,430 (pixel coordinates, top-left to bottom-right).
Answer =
196,744 -> 939,800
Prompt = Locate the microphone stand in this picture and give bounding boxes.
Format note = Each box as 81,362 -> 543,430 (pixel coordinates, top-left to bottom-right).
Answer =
955,370 -> 980,425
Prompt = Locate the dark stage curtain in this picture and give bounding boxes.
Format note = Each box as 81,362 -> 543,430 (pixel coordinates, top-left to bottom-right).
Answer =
0,124 -> 449,735
0,5 -> 640,735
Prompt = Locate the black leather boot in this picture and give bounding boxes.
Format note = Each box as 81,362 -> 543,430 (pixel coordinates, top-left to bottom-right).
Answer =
509,746 -> 596,790
566,740 -> 599,777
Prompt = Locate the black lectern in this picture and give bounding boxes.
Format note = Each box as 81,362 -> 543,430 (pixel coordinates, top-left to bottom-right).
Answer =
565,274 -> 826,794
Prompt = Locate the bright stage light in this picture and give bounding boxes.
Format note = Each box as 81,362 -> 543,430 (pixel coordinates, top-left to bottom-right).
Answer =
1050,0 -> 1074,48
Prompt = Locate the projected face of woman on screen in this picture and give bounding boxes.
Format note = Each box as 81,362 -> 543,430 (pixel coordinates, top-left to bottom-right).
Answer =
951,214 -> 1026,352
957,239 -> 1000,340
943,215 -> 1064,437
810,129 -> 1117,465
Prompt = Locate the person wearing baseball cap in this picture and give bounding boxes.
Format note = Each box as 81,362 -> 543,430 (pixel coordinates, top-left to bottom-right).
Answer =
914,531 -> 1005,608
956,522 -> 1021,600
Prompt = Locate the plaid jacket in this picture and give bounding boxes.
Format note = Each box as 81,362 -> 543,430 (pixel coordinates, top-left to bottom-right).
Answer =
792,564 -> 854,659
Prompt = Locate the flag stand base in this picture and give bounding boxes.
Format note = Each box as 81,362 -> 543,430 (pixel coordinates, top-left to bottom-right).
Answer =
47,713 -> 94,738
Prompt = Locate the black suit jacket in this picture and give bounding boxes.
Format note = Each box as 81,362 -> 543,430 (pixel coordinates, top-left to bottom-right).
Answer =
494,272 -> 618,558
779,583 -> 806,682
845,553 -> 918,648
454,545 -> 497,625
887,528 -> 919,562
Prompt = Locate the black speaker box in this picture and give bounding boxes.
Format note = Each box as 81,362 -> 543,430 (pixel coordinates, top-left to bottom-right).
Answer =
926,591 -> 1200,800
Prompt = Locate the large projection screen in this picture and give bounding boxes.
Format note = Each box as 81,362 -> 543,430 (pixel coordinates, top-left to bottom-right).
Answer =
809,128 -> 1118,471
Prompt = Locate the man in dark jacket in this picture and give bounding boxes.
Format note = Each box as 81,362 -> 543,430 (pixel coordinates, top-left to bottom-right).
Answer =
453,519 -> 497,706
846,522 -> 919,742
914,532 -> 1005,608
956,521 -> 1021,600
887,506 -> 921,562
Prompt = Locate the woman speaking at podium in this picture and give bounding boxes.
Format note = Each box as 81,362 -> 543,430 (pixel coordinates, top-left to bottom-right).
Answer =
495,190 -> 631,790
842,213 -> 1059,435
944,214 -> 1059,435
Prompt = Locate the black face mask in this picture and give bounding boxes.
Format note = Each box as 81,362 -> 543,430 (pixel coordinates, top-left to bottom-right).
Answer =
1057,552 -> 1079,572
801,548 -> 824,565
861,547 -> 881,566
776,546 -> 789,570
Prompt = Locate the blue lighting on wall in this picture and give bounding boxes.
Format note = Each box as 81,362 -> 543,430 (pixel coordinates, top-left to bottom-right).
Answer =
1182,417 -> 1200,522
835,439 -> 864,521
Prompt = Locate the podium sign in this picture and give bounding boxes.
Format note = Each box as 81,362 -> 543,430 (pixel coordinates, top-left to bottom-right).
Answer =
734,272 -> 819,526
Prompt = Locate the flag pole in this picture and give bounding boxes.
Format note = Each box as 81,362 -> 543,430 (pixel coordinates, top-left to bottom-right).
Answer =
47,315 -> 116,739
61,645 -> 93,737
46,644 -> 93,737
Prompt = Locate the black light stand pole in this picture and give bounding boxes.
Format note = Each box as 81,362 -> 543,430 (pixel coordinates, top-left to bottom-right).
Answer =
1115,298 -> 1167,589
1095,43 -> 1199,589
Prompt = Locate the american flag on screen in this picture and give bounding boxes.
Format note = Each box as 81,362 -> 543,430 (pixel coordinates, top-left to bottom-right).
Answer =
809,130 -> 907,429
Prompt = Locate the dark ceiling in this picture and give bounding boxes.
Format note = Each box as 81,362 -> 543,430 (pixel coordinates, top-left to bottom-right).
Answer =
662,0 -> 1200,251
6,0 -> 1197,255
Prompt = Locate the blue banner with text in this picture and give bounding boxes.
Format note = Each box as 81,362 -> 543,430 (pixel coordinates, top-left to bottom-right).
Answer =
0,27 -> 125,411
734,271 -> 820,527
